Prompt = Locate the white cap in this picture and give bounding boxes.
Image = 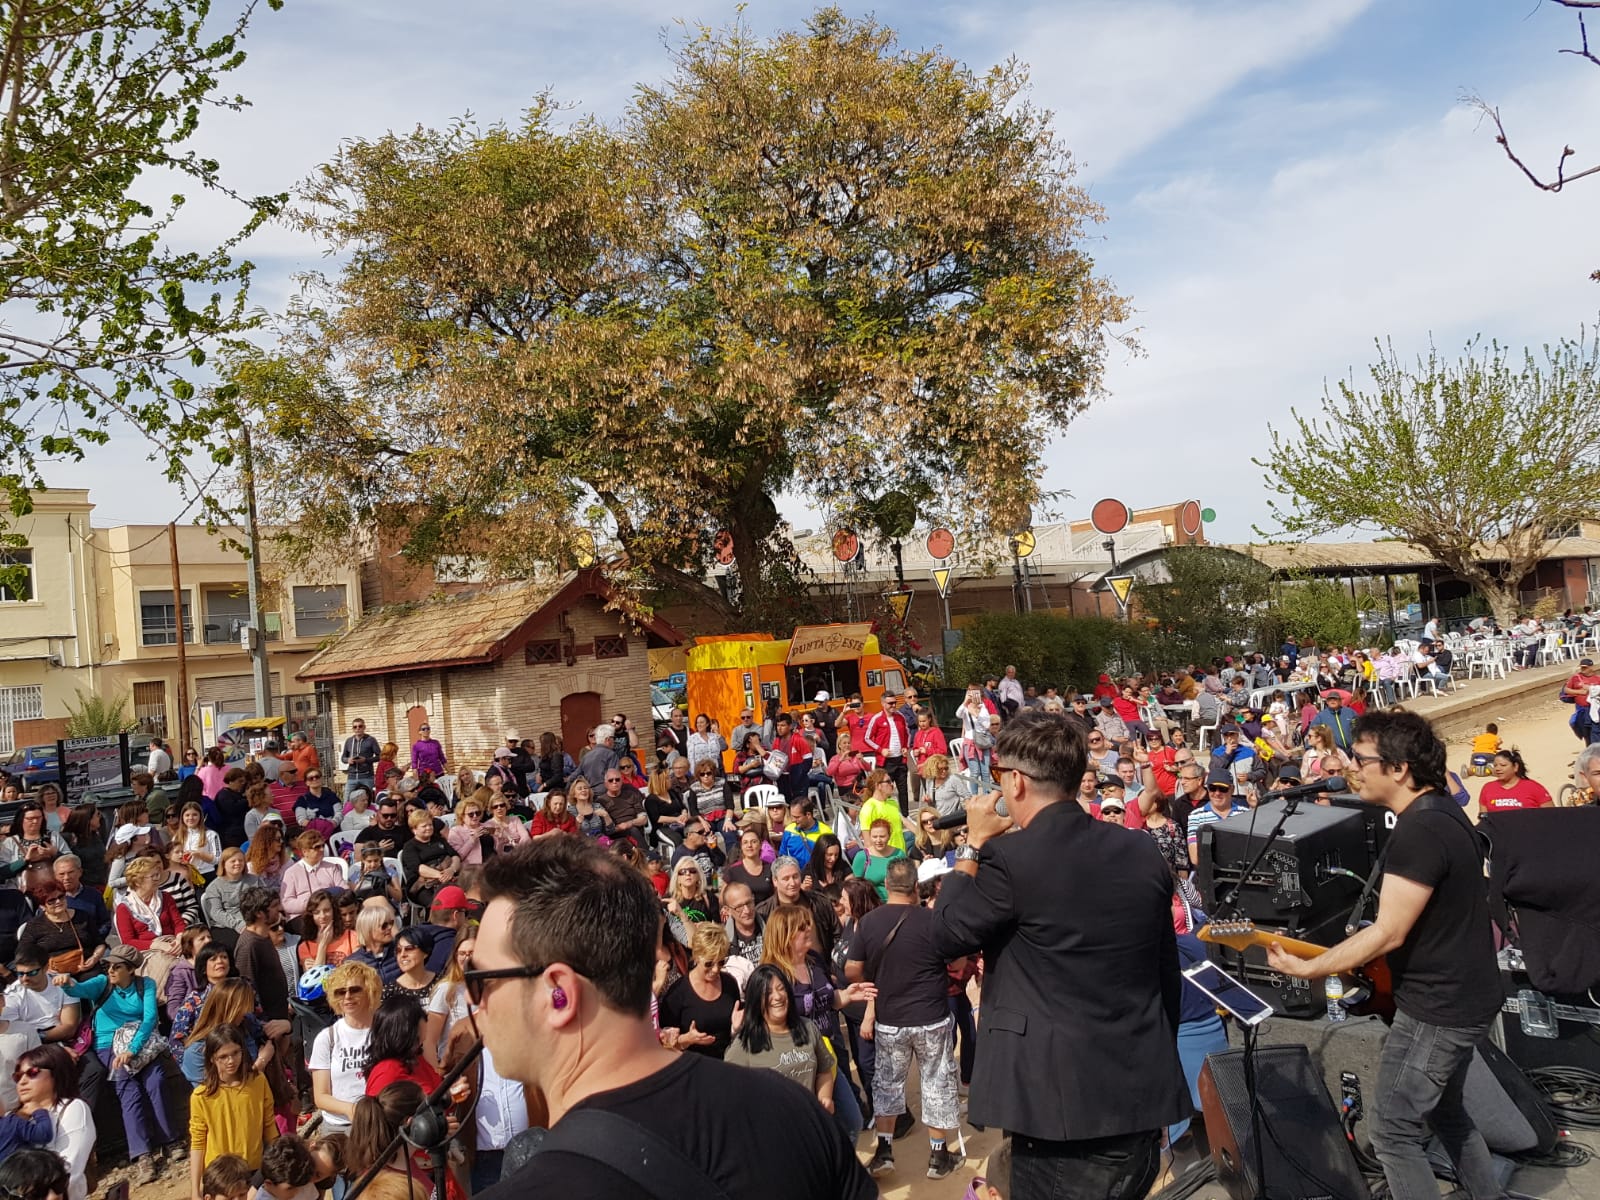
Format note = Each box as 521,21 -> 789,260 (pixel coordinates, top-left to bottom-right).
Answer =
917,858 -> 952,884
813,691 -> 831,703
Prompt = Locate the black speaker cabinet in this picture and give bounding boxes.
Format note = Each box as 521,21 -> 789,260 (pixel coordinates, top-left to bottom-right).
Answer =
1198,1045 -> 1369,1200
1197,800 -> 1372,927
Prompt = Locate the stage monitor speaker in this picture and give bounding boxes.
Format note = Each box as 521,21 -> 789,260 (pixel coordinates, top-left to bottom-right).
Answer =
1198,1045 -> 1369,1200
1197,800 -> 1372,926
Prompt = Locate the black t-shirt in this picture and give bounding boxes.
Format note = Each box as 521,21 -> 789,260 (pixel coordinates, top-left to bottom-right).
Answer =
722,861 -> 773,906
849,902 -> 950,1027
658,973 -> 741,1059
479,1052 -> 873,1200
400,834 -> 454,887
356,819 -> 411,856
1383,795 -> 1502,1027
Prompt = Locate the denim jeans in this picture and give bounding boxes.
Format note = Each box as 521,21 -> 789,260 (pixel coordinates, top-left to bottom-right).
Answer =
1009,1129 -> 1161,1200
1372,1010 -> 1503,1200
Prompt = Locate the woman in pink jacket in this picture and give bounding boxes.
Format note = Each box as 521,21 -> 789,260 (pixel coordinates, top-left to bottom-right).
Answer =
278,831 -> 349,917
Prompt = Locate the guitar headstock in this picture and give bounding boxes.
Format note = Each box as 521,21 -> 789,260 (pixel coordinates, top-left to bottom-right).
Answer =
1197,919 -> 1261,951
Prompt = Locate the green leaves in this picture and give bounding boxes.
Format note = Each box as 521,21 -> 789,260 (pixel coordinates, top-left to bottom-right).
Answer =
1258,333 -> 1600,621
0,0 -> 284,529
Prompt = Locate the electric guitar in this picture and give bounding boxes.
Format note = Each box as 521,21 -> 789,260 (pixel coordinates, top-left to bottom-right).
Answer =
1198,918 -> 1395,1022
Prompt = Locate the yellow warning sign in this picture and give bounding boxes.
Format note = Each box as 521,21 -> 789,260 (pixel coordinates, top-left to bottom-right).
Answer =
1012,530 -> 1037,558
933,567 -> 952,599
1106,575 -> 1134,610
884,589 -> 914,625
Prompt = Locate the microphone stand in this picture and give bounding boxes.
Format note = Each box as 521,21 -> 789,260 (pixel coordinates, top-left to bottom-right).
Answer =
1206,796 -> 1304,1200
344,1036 -> 483,1200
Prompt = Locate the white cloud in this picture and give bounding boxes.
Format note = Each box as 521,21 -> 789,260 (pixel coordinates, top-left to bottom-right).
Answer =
952,0 -> 1377,177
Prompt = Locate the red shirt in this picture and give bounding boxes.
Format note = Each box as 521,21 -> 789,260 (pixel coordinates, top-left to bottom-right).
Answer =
1566,672 -> 1600,701
912,727 -> 948,760
864,711 -> 910,758
1146,747 -> 1178,796
366,1056 -> 442,1097
529,811 -> 577,837
1479,778 -> 1554,811
1112,696 -> 1141,723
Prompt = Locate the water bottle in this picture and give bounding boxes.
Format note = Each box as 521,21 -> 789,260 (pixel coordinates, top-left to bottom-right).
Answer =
1325,975 -> 1348,1022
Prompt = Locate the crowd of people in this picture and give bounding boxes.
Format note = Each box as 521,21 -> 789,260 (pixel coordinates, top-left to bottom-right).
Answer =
0,617 -> 1587,1200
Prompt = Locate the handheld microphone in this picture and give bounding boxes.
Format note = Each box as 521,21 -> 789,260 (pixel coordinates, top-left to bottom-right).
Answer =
932,796 -> 1009,831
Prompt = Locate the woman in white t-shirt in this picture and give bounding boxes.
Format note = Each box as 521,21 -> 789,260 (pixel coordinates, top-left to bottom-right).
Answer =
12,1044 -> 94,1200
423,937 -> 474,1071
340,787 -> 376,833
309,960 -> 379,1130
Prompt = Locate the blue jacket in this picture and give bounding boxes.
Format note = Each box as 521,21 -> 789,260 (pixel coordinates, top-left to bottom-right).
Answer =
67,972 -> 159,1054
0,1108 -> 53,1160
1309,707 -> 1356,750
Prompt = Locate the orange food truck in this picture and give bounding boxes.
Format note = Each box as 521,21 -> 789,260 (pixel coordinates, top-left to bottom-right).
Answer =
685,623 -> 909,753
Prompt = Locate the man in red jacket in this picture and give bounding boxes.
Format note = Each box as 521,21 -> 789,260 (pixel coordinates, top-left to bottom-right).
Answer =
864,692 -> 911,812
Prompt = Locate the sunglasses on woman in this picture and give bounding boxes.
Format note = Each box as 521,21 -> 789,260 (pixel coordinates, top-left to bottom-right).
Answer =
12,1066 -> 49,1080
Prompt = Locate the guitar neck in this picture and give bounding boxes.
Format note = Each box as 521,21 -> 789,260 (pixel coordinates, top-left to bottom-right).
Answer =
1198,923 -> 1331,960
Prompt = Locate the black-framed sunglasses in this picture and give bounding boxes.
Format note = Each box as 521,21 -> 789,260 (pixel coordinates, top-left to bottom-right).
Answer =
1349,752 -> 1384,767
464,962 -> 548,1005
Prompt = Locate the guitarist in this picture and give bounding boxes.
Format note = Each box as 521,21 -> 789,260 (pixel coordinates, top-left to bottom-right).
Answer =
1267,711 -> 1504,1200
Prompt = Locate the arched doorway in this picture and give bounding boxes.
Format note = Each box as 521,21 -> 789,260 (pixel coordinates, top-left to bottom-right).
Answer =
560,691 -> 602,758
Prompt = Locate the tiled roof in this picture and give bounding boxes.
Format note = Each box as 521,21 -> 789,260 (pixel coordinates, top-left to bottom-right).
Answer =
297,576 -> 570,680
1224,537 -> 1600,575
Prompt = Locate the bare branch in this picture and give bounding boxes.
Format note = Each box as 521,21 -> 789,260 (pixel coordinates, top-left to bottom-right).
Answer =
1466,94 -> 1600,191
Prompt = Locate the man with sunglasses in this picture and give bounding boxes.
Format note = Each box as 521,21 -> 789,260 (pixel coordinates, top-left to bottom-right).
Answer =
1185,774 -> 1249,867
354,799 -> 411,858
1268,711 -> 1502,1200
1,945 -> 104,1113
472,837 -> 874,1199
928,709 -> 1188,1200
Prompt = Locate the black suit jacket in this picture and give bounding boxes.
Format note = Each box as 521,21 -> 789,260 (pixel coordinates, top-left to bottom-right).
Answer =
932,800 -> 1190,1142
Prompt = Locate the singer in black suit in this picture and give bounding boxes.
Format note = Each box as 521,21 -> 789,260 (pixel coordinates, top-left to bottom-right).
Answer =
931,709 -> 1190,1200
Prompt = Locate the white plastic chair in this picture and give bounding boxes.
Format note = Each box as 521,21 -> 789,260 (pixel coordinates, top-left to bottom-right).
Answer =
328,830 -> 357,861
1195,715 -> 1220,754
742,783 -> 782,811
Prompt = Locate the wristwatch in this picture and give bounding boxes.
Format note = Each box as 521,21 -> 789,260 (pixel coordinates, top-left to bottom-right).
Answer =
954,845 -> 980,864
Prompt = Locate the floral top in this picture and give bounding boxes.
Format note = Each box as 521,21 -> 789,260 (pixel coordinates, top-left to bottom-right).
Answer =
170,983 -> 267,1046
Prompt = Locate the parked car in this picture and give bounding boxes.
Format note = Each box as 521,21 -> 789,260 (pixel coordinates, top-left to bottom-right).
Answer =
3,744 -> 60,792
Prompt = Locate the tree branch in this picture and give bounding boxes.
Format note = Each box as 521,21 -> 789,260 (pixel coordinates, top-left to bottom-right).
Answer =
1467,95 -> 1600,192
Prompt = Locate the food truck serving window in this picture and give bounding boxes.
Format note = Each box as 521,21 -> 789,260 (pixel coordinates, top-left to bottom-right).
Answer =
786,660 -> 862,705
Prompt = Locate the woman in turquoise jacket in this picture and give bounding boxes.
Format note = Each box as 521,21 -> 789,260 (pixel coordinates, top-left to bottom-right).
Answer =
63,945 -> 180,1182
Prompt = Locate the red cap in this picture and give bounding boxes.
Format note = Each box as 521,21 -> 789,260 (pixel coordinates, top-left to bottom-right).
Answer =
431,885 -> 469,911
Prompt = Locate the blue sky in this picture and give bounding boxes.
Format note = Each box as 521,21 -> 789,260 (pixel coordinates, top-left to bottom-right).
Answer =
45,0 -> 1600,542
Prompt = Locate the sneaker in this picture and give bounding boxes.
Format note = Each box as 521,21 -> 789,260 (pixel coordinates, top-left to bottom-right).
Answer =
867,1144 -> 895,1177
927,1147 -> 962,1179
135,1156 -> 159,1185
893,1111 -> 916,1140
165,1143 -> 188,1163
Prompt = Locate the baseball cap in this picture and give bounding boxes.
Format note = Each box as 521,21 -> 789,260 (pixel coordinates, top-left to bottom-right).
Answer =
1583,658 -> 1595,667
813,690 -> 830,703
1099,799 -> 1125,815
1098,696 -> 1114,706
917,858 -> 951,885
493,746 -> 512,759
505,728 -> 521,741
1206,770 -> 1235,791
106,944 -> 143,968
1097,776 -> 1125,791
431,885 -> 469,911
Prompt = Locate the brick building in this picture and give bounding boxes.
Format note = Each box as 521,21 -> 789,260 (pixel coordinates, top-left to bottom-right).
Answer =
296,569 -> 682,775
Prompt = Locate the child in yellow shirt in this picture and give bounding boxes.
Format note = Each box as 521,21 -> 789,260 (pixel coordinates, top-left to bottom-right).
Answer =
190,1027 -> 277,1200
1471,724 -> 1502,756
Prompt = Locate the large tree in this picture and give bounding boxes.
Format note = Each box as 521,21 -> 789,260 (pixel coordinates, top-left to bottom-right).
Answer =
0,0 -> 286,532
257,10 -> 1129,632
1135,546 -> 1272,666
1257,335 -> 1600,624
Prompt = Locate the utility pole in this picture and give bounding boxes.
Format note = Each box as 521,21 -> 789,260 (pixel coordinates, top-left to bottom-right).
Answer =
167,523 -> 192,753
240,424 -> 273,719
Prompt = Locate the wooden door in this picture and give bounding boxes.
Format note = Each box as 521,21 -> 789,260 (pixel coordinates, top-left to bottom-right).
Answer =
560,691 -> 603,759
406,705 -> 429,746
